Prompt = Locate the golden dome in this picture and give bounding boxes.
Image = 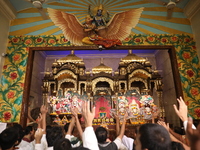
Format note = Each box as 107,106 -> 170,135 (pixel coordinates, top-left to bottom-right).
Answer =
121,50 -> 146,63
92,58 -> 113,74
57,50 -> 83,63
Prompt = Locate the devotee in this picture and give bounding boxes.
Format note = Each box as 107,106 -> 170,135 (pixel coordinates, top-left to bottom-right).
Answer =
114,113 -> 134,150
186,117 -> 200,150
173,96 -> 200,150
82,101 -> 99,150
134,123 -> 172,150
157,120 -> 190,150
17,125 -> 35,150
173,96 -> 196,131
64,107 -> 82,148
0,126 -> 20,150
95,112 -> 128,150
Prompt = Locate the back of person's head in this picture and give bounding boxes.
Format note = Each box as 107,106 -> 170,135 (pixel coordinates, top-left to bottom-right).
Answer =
95,127 -> 107,143
13,123 -> 24,144
64,123 -> 70,132
30,107 -> 41,120
53,138 -> 71,150
138,123 -> 172,150
0,127 -> 19,150
24,126 -> 33,135
171,141 -> 185,150
46,126 -> 64,147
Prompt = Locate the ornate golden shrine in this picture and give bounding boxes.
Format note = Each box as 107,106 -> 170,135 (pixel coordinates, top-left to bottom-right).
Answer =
42,50 -> 164,124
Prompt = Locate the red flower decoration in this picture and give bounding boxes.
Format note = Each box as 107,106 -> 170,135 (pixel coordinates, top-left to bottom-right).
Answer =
135,38 -> 141,42
161,38 -> 167,43
171,36 -> 178,41
12,38 -> 19,43
192,46 -> 196,49
26,47 -> 29,51
191,88 -> 199,96
63,38 -> 68,42
37,38 -> 43,42
13,54 -> 20,61
4,112 -> 12,121
184,38 -> 190,43
25,39 -> 32,44
148,37 -> 154,42
50,39 -> 55,43
185,101 -> 189,106
183,52 -> 190,59
10,72 -> 18,80
186,70 -> 194,77
3,65 -> 7,69
178,63 -> 181,68
194,108 -> 200,118
7,91 -> 15,99
20,83 -> 24,87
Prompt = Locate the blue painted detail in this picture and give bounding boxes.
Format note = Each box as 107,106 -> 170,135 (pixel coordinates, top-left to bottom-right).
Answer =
17,13 -> 44,18
10,20 -> 52,32
52,30 -> 63,35
142,11 -> 186,18
137,24 -> 168,34
131,28 -> 144,34
140,18 -> 193,33
25,26 -> 58,35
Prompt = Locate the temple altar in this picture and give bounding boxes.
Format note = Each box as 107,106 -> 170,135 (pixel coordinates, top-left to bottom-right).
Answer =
42,50 -> 163,125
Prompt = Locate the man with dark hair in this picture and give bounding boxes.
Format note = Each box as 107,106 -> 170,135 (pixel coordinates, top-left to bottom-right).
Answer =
0,127 -> 19,150
53,138 -> 72,150
46,126 -> 64,149
18,126 -> 35,150
135,123 -> 172,150
95,113 -> 128,150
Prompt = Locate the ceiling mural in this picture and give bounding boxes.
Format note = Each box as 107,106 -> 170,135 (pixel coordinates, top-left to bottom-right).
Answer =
9,0 -> 192,36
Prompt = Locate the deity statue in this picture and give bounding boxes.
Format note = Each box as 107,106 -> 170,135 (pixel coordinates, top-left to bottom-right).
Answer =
88,4 -> 110,29
129,99 -> 140,118
48,6 -> 143,47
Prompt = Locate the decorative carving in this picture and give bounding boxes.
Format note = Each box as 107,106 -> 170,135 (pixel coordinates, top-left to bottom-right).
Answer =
92,77 -> 114,91
54,70 -> 77,79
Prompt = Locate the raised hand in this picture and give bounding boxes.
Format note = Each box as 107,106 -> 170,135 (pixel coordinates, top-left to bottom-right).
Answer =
34,128 -> 43,144
82,101 -> 95,127
173,97 -> 188,122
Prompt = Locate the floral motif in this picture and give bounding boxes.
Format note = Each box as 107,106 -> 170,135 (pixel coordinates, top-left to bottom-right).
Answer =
186,70 -> 194,77
183,52 -> 190,59
7,91 -> 15,99
25,39 -> 33,45
194,108 -> 200,118
191,88 -> 199,96
13,54 -> 21,61
3,112 -> 12,121
10,72 -> 18,80
3,65 -> 7,69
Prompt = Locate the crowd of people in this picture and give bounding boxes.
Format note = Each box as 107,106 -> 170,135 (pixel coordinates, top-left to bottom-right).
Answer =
0,97 -> 199,150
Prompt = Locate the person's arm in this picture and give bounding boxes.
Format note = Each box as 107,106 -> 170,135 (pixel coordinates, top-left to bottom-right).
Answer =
186,117 -> 200,150
157,121 -> 190,150
82,101 -> 99,150
34,128 -> 44,150
40,105 -> 48,132
168,128 -> 190,146
71,108 -> 83,139
67,115 -> 75,135
117,112 -> 128,140
113,113 -> 120,135
173,96 -> 196,131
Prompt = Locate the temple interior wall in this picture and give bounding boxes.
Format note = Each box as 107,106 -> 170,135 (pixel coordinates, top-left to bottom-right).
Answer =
155,50 -> 180,127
